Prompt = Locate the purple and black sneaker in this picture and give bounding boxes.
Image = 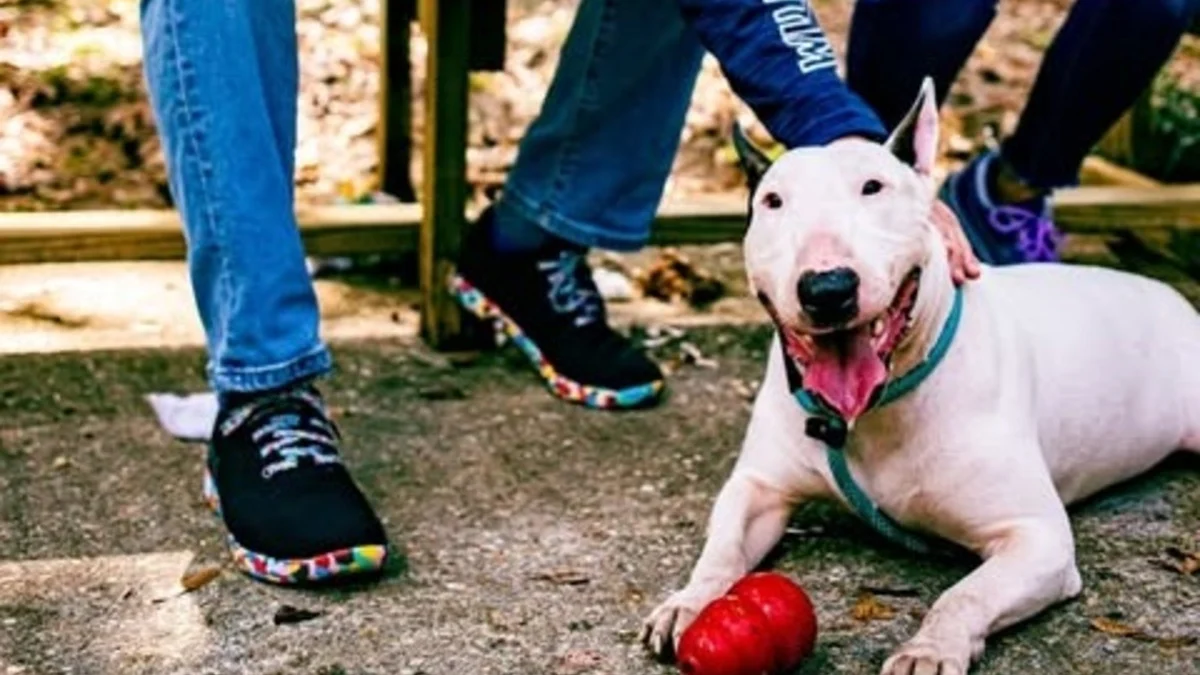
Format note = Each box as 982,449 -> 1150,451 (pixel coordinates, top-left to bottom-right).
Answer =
938,151 -> 1062,266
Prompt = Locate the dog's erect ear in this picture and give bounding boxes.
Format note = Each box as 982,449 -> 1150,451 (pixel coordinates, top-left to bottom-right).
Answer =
885,76 -> 939,176
732,123 -> 773,191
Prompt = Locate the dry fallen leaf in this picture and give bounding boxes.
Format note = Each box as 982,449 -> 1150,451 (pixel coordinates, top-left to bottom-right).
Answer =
635,249 -> 726,308
1157,547 -> 1200,576
851,592 -> 897,622
180,565 -> 223,593
1089,616 -> 1197,647
149,563 -> 224,603
1090,616 -> 1144,638
556,648 -> 603,675
858,585 -> 920,598
1155,636 -> 1199,648
274,604 -> 323,626
530,569 -> 591,586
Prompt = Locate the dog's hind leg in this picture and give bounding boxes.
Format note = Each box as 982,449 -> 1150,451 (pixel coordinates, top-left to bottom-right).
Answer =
1182,325 -> 1200,454
1185,366 -> 1200,452
1183,382 -> 1200,454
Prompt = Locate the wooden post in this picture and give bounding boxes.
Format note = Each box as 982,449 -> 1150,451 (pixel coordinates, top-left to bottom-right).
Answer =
378,0 -> 417,203
418,0 -> 475,349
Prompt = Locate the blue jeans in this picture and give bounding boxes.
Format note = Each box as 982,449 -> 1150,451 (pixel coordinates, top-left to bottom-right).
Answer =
141,0 -> 330,393
495,0 -> 706,251
847,0 -> 1200,190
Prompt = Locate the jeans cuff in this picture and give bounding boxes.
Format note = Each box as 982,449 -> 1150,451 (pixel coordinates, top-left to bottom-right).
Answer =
497,188 -> 650,252
208,343 -> 333,394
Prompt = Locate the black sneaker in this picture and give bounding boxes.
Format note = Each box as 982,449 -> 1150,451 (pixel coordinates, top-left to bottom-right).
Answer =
202,384 -> 390,585
450,208 -> 665,410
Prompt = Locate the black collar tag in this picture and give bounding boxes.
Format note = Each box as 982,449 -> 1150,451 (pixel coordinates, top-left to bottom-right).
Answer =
805,416 -> 847,448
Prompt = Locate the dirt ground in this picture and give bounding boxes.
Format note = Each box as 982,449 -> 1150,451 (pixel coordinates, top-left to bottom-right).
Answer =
2,2 -> 1199,673
0,328 -> 1198,675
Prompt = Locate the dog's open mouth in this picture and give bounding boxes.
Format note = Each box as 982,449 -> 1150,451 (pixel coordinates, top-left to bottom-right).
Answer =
769,268 -> 922,421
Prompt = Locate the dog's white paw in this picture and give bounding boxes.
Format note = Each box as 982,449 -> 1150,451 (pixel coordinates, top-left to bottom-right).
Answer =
880,640 -> 969,675
640,587 -> 719,658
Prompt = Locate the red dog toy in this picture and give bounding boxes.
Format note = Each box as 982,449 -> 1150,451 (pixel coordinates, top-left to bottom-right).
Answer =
676,572 -> 818,675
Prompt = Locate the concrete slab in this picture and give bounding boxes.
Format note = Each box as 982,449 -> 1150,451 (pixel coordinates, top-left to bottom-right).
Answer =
0,551 -> 212,674
0,333 -> 1197,674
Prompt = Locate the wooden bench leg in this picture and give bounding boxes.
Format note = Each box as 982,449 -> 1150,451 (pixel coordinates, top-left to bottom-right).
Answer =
419,0 -> 476,349
379,0 -> 418,203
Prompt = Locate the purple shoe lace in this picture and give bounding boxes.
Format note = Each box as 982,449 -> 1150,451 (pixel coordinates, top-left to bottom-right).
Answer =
987,205 -> 1062,262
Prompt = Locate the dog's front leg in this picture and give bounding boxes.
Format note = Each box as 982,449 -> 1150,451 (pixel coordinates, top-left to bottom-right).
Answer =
641,469 -> 793,656
641,343 -> 822,658
882,511 -> 1082,675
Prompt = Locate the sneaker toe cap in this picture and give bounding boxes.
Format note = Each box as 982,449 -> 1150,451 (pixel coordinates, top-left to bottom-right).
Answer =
222,468 -> 388,561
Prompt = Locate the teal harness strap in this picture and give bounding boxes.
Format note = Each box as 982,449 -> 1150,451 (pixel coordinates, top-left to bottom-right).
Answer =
792,287 -> 964,555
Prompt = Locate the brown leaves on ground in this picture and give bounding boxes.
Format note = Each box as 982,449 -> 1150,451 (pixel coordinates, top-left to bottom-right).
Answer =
1089,615 -> 1197,648
274,604 -> 324,626
857,584 -> 920,598
555,648 -> 603,675
179,564 -> 223,593
529,569 -> 591,586
851,591 -> 898,623
1154,546 -> 1200,576
1089,616 -> 1143,638
635,249 -> 726,309
150,562 -> 223,602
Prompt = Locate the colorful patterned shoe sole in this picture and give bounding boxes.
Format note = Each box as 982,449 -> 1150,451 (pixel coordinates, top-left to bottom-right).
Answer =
202,469 -> 388,585
449,274 -> 665,410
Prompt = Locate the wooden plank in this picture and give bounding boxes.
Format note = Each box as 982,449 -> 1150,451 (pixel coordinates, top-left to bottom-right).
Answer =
1078,156 -> 1162,189
0,205 -> 420,265
651,198 -> 746,245
1,184 -> 1196,266
418,0 -> 477,349
0,201 -> 746,267
649,185 -> 1200,241
1054,184 -> 1200,231
378,0 -> 418,202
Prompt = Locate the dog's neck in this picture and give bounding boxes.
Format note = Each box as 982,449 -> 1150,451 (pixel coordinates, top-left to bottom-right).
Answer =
890,230 -> 958,382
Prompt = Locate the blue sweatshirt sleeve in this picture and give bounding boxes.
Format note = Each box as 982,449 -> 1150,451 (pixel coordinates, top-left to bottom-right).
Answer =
676,0 -> 888,147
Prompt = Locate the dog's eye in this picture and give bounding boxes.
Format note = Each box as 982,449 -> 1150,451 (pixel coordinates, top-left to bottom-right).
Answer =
861,179 -> 884,196
762,192 -> 783,209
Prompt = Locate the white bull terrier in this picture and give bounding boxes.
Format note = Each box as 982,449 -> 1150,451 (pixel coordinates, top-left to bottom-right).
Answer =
641,78 -> 1200,674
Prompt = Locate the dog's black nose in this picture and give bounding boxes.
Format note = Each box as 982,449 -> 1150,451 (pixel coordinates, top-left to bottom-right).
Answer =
797,267 -> 859,326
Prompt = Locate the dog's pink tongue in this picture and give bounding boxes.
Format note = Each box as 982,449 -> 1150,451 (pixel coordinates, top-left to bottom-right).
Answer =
804,329 -> 887,421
